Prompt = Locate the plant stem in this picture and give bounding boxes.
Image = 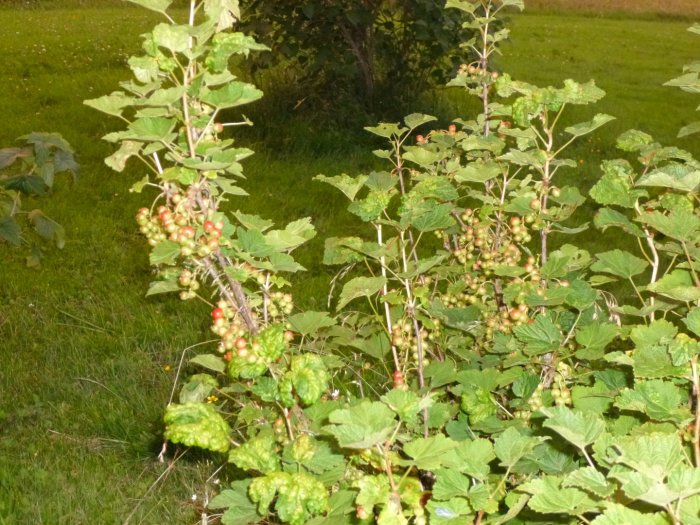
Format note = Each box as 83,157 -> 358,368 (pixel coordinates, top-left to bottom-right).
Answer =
377,224 -> 402,372
579,446 -> 596,468
400,231 -> 428,436
691,356 -> 700,468
682,241 -> 700,288
636,202 -> 660,321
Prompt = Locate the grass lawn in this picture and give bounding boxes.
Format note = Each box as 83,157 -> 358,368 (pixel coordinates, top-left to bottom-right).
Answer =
0,3 -> 698,523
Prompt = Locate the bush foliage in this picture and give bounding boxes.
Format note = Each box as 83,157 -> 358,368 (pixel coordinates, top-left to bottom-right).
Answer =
87,1 -> 700,524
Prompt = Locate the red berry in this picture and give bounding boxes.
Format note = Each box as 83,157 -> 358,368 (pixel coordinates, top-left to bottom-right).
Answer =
356,506 -> 369,520
416,135 -> 426,144
235,337 -> 247,350
203,220 -> 216,233
212,308 -> 224,320
224,351 -> 232,362
448,124 -> 457,134
284,330 -> 295,343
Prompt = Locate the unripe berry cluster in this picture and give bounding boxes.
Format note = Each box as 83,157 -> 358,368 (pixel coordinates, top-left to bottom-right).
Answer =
210,300 -> 248,357
135,206 -> 225,259
552,361 -> 572,407
458,63 -> 500,81
267,291 -> 294,320
390,320 -> 431,367
178,268 -> 200,300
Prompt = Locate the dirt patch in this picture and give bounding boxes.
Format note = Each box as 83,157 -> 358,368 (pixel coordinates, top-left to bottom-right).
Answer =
525,0 -> 700,17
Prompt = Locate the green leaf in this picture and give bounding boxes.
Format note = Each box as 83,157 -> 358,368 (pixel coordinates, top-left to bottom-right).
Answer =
149,240 -> 180,265
611,433 -> 685,479
265,218 -> 316,252
679,121 -> 700,138
380,389 -> 430,425
631,320 -> 677,350
684,308 -> 700,337
590,160 -> 644,208
325,401 -> 396,449
249,472 -> 328,525
680,495 -> 700,525
125,0 -> 172,14
424,361 -> 458,388
593,207 -> 644,237
402,435 -> 458,470
163,402 -> 230,453
668,467 -> 700,499
565,113 -> 615,137
647,269 -> 700,302
126,117 -> 176,141
179,374 -> 218,404
152,22 -> 191,52
615,380 -> 692,423
0,216 -> 21,246
616,129 -> 654,152
229,434 -> 279,473
287,311 -> 336,336
640,209 -> 700,243
213,480 -> 260,525
432,469 -> 471,500
403,146 -> 440,168
28,209 -> 65,248
279,353 -> 329,407
494,427 -> 547,468
348,189 -> 393,221
105,140 -> 141,172
205,32 -> 268,71
563,467 -> 614,497
460,387 -> 497,425
233,211 -> 274,232
145,279 -> 180,296
513,315 -> 562,355
571,382 -> 614,414
634,345 -> 689,379
454,161 -> 501,184
575,323 -> 619,359
565,279 -> 597,311
410,176 -> 459,202
637,168 -> 700,192
84,92 -> 134,117
314,173 -> 367,201
190,353 -> 226,374
409,203 -> 456,232
522,476 -> 597,515
426,497 -> 473,524
498,149 -> 545,169
404,113 -> 437,129
2,174 -> 47,195
591,503 -> 669,525
337,276 -> 387,310
322,236 -> 365,265
201,82 -> 263,109
542,406 -> 606,449
591,249 -> 648,279
364,122 -> 406,139
355,474 -> 390,512
443,439 -> 496,481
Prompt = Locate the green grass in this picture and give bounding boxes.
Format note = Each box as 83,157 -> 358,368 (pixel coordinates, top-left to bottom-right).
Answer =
0,4 -> 698,523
